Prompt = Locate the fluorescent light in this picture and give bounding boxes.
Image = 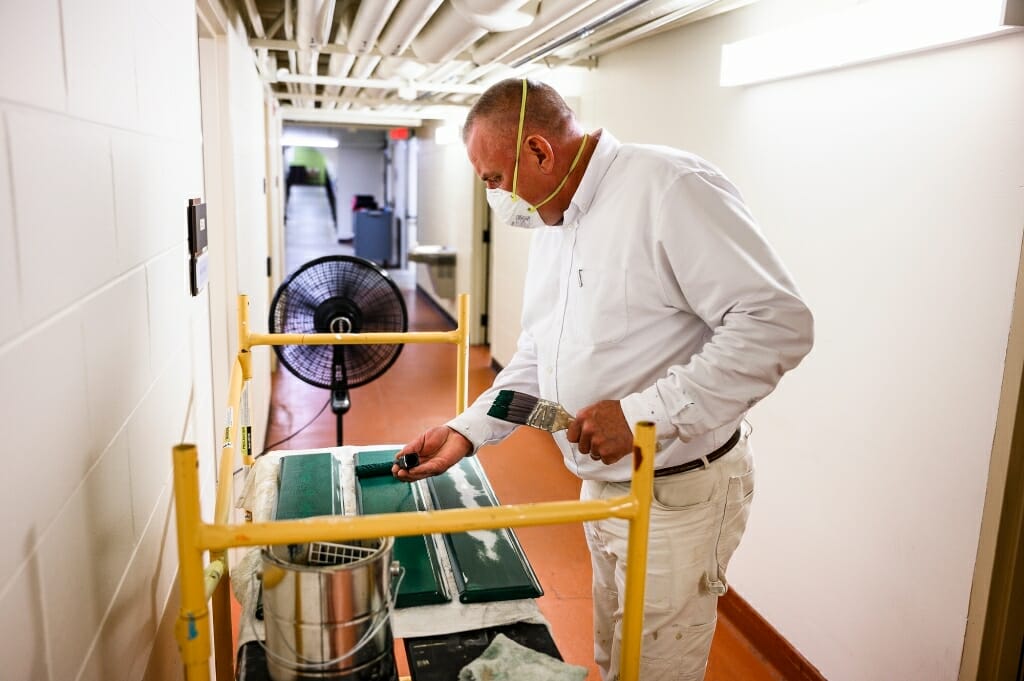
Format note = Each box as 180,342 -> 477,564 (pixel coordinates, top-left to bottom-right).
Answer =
280,107 -> 425,128
721,0 -> 1023,87
279,132 -> 339,148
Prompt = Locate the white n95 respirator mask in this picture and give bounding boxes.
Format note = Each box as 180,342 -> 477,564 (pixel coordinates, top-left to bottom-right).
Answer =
488,79 -> 589,229
486,188 -> 547,229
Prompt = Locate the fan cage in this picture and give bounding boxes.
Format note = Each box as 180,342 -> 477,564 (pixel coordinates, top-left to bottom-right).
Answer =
268,255 -> 409,389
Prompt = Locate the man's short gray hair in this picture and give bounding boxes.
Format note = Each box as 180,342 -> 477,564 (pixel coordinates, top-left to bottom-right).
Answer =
462,78 -> 576,143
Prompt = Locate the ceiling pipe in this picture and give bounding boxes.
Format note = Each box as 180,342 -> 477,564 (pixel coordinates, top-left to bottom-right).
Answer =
282,0 -> 300,105
558,0 -> 720,64
374,57 -> 429,81
241,0 -> 273,74
411,0 -> 532,63
281,106 -> 425,127
273,72 -> 485,96
421,60 -> 472,83
348,0 -> 399,54
295,0 -> 335,106
320,5 -> 356,109
469,0 -> 599,65
377,0 -> 445,56
503,0 -> 653,67
265,10 -> 286,39
295,0 -> 334,75
338,54 -> 383,103
558,0 -> 698,48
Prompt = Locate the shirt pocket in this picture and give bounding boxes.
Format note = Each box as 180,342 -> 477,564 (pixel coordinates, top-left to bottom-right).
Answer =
568,267 -> 628,346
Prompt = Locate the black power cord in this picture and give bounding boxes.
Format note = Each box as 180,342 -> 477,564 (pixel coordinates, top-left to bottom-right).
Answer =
256,395 -> 332,459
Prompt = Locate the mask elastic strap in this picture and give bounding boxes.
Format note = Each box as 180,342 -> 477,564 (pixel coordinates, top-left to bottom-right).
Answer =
529,133 -> 589,213
511,78 -> 528,201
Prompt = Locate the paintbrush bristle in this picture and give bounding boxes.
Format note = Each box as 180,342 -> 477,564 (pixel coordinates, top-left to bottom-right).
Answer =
487,389 -> 539,424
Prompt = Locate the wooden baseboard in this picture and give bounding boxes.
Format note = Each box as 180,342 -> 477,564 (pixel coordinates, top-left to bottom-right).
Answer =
719,589 -> 826,681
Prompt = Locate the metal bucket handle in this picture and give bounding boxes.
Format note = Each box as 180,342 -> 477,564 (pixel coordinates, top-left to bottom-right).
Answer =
260,561 -> 405,671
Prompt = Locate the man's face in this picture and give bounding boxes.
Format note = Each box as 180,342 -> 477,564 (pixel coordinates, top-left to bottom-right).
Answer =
465,120 -> 517,193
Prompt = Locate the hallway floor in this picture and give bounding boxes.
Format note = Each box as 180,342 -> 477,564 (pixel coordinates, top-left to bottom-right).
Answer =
261,186 -> 785,680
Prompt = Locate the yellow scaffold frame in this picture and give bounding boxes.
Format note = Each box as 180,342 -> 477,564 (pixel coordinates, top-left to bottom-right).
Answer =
172,293 -> 655,681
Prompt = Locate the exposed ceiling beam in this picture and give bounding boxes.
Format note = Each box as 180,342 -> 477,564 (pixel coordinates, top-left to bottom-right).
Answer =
270,72 -> 487,95
271,91 -> 452,107
280,107 -> 426,126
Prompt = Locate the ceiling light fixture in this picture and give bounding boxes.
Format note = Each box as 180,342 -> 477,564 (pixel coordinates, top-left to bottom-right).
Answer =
279,132 -> 339,148
720,0 -> 1023,86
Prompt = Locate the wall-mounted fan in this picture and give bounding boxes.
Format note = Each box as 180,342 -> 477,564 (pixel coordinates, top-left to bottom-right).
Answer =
269,255 -> 408,445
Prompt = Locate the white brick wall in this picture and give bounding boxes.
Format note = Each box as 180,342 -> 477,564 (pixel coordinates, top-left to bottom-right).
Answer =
0,1 -> 245,679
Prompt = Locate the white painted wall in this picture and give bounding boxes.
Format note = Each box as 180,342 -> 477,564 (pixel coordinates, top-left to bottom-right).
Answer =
331,132 -> 387,243
415,122 -> 479,323
0,1 -> 268,679
286,127 -> 387,243
481,1 -> 1023,679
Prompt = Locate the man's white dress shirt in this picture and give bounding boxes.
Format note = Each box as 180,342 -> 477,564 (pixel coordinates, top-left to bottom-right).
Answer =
448,131 -> 813,482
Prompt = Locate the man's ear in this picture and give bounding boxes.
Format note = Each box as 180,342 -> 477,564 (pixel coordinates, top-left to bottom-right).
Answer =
523,135 -> 554,173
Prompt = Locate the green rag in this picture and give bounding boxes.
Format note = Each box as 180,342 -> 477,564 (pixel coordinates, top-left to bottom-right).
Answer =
458,634 -> 588,681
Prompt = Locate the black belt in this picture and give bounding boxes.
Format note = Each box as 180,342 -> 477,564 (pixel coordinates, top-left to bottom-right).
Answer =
653,429 -> 742,478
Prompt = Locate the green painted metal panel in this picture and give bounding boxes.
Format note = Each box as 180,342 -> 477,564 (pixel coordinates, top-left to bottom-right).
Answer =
274,452 -> 342,520
427,458 -> 543,604
355,449 -> 450,608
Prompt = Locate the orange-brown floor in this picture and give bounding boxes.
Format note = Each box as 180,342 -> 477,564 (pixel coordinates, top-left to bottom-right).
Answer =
241,187 -> 785,679
259,284 -> 784,681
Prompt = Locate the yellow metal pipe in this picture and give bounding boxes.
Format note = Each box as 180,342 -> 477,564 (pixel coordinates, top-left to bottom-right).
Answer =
618,422 -> 656,681
198,497 -> 638,552
172,444 -> 212,681
455,293 -> 469,414
237,294 -> 251,355
209,554 -> 234,680
247,329 -> 461,347
216,359 -> 244,523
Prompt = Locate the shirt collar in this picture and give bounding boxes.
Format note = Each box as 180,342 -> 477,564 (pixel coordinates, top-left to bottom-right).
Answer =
562,129 -> 620,227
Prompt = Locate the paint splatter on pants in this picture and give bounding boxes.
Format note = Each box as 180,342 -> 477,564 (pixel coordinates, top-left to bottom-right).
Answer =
582,431 -> 755,681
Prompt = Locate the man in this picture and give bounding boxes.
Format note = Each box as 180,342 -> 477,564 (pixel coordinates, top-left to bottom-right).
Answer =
394,78 -> 813,681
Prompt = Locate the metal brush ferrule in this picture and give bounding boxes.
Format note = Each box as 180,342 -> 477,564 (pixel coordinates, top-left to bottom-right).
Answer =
526,399 -> 574,432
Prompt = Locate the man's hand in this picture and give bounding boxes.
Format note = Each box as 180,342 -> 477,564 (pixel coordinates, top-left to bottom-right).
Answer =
392,426 -> 472,482
566,400 -> 633,465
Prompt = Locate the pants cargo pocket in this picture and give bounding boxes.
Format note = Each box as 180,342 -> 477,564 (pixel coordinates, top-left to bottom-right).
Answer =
641,618 -> 717,681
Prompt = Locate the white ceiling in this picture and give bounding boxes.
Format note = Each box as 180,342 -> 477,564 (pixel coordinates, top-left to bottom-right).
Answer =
234,0 -> 753,126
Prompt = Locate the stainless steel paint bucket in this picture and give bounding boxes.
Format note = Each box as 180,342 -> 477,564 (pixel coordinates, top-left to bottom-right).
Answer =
261,538 -> 400,681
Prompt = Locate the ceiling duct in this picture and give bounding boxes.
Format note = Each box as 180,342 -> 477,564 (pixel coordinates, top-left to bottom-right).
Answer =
411,4 -> 488,63
412,0 -> 532,63
470,0 -> 599,65
450,0 -> 536,32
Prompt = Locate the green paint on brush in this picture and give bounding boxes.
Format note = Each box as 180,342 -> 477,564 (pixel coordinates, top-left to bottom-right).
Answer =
487,389 -> 516,419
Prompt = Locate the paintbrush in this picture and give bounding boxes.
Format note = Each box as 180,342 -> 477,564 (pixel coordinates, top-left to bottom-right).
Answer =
487,389 -> 575,432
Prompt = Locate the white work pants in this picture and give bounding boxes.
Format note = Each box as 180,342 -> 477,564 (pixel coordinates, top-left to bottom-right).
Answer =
581,431 -> 754,681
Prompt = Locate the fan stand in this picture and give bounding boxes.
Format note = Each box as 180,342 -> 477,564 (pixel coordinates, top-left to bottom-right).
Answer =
269,254 -> 408,449
331,344 -> 350,446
